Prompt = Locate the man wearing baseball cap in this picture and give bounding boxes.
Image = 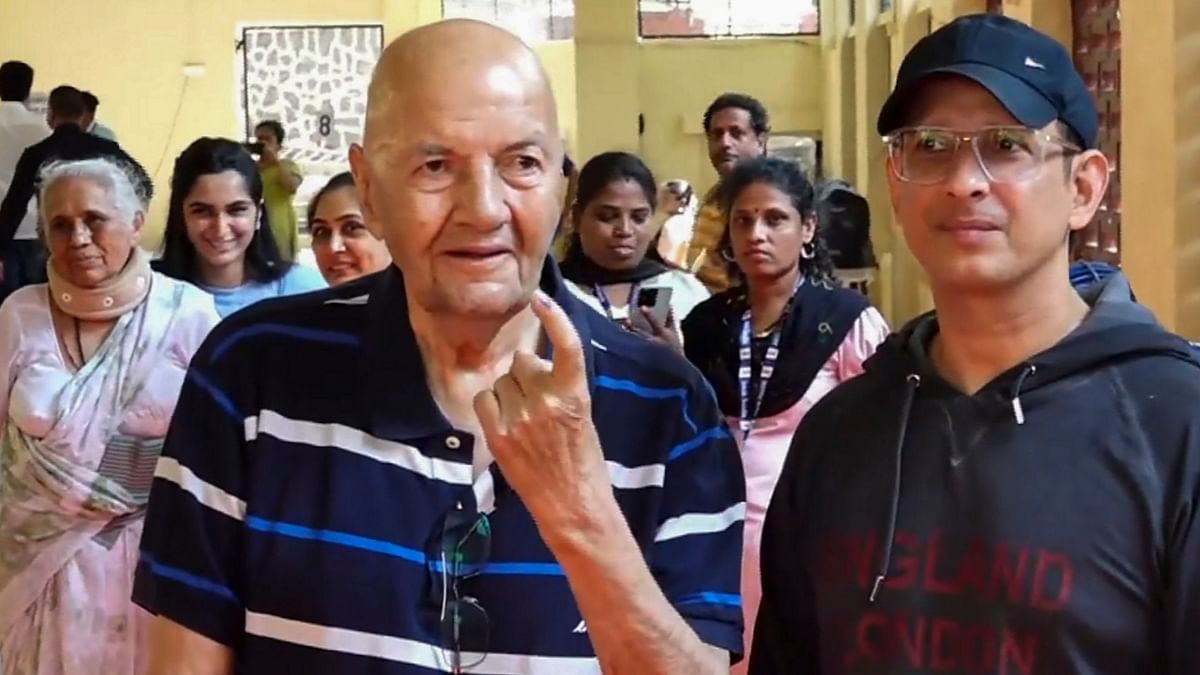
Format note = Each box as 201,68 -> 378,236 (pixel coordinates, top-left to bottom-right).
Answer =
751,14 -> 1200,675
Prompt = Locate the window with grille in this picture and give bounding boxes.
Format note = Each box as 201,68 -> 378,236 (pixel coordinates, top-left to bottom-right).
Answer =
638,0 -> 819,38
443,0 -> 574,43
1072,0 -> 1121,263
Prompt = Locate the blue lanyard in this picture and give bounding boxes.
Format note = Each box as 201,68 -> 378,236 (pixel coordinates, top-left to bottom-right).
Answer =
593,282 -> 639,322
738,276 -> 804,440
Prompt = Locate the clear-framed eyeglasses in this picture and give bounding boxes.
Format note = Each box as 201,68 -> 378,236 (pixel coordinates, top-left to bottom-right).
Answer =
882,126 -> 1082,185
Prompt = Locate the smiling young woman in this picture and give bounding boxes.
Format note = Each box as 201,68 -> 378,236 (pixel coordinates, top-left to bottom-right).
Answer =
154,138 -> 325,317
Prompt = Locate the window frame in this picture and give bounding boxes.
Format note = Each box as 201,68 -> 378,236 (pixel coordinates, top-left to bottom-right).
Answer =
441,0 -> 575,42
637,0 -> 820,39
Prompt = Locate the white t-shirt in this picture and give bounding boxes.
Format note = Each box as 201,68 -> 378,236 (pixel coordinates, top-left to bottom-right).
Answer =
566,268 -> 710,325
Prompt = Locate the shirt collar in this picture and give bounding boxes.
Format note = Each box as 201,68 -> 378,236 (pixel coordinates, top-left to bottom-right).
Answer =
363,256 -> 596,441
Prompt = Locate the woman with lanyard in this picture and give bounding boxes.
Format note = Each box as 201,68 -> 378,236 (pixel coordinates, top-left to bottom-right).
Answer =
559,151 -> 708,349
681,157 -> 888,671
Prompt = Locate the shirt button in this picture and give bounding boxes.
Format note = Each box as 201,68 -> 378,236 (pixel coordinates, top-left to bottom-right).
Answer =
445,435 -> 461,450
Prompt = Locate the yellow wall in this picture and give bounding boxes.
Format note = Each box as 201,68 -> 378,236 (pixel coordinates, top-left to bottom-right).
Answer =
573,0 -> 823,200
821,0 -> 949,325
638,39 -> 823,196
573,0 -> 640,166
1119,0 -> 1200,336
0,0 -> 441,247
532,41 -> 579,156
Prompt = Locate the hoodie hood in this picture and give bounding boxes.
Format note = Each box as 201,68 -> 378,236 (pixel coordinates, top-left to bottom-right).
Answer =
866,272 -> 1196,403
1069,259 -> 1121,292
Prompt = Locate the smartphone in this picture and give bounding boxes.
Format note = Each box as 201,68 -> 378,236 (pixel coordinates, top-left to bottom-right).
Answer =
629,287 -> 673,334
242,141 -> 265,155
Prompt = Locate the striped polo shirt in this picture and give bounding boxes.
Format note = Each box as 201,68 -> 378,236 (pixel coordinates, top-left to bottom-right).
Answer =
133,260 -> 746,674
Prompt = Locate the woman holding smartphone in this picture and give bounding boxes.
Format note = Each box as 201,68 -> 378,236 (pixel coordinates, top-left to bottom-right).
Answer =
558,152 -> 708,350
681,157 -> 888,672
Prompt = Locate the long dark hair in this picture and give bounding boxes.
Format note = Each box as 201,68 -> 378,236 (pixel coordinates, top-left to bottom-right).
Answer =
306,171 -> 356,226
717,156 -> 837,287
157,137 -> 291,284
567,151 -> 671,265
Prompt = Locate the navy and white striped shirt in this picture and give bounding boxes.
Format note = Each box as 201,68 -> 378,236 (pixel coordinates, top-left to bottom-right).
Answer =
133,260 -> 746,674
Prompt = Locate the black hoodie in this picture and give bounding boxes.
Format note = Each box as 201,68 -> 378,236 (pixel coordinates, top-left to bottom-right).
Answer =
750,273 -> 1200,675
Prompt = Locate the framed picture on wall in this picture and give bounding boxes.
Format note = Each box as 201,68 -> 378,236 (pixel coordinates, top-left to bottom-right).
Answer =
236,23 -> 383,166
235,23 -> 384,230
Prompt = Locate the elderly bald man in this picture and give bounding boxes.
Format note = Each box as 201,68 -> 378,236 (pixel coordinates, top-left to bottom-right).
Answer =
133,19 -> 745,675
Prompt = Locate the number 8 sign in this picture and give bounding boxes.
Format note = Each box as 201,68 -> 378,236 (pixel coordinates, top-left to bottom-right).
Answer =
315,101 -> 338,150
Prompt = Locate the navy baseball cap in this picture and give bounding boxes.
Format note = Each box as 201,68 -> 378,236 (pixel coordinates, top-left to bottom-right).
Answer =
877,14 -> 1098,149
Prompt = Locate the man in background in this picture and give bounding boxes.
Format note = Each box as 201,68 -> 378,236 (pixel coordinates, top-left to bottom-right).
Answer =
0,62 -> 51,298
688,92 -> 770,291
81,90 -> 117,140
0,85 -> 149,293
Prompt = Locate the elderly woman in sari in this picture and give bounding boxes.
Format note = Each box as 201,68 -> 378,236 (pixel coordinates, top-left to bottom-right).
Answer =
0,157 -> 220,674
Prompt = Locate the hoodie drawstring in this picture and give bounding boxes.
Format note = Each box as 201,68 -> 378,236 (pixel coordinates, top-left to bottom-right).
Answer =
1010,363 -> 1037,425
869,373 -> 921,604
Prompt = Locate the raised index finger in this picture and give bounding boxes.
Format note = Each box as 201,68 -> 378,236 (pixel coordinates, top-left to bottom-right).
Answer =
531,290 -> 585,384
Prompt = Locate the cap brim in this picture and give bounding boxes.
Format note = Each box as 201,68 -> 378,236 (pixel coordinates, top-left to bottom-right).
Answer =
877,63 -> 1058,136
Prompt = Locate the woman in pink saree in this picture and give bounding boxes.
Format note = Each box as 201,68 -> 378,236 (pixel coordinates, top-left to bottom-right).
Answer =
682,158 -> 888,671
0,157 -> 219,674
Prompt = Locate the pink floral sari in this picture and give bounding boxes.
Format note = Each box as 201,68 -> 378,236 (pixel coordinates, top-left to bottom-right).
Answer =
0,280 -> 192,675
